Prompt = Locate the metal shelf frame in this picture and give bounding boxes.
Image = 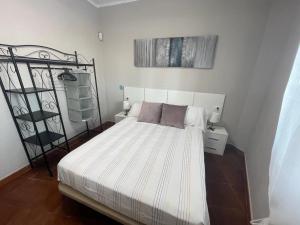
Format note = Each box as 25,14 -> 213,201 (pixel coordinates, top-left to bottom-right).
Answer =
0,44 -> 103,176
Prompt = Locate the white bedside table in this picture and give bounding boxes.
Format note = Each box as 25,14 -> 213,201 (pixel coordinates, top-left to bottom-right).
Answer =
204,126 -> 228,156
114,112 -> 127,123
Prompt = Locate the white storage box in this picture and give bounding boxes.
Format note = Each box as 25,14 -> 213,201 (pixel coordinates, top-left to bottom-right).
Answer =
68,108 -> 94,122
63,71 -> 94,122
63,72 -> 91,86
65,86 -> 91,99
67,98 -> 93,111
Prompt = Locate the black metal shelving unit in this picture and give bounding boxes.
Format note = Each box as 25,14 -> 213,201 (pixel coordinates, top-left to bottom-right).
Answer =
0,44 -> 102,176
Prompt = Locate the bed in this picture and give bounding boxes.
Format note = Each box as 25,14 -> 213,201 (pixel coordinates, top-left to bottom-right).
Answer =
58,87 -> 226,225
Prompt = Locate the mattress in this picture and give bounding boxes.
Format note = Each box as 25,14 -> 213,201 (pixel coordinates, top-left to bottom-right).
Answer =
58,117 -> 209,225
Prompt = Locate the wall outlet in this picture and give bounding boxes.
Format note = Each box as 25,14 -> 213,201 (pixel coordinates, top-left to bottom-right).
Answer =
98,32 -> 103,41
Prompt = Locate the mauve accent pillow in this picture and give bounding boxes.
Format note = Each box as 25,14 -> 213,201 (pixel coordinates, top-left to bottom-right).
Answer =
137,101 -> 163,124
160,104 -> 188,129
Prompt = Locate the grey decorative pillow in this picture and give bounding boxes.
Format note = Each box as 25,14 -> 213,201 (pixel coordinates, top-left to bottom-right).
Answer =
160,104 -> 188,129
137,101 -> 163,124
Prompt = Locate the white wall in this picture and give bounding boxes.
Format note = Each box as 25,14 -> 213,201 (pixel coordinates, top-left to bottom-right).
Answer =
95,0 -> 300,219
244,0 -> 300,218
97,0 -> 271,148
0,0 -> 108,180
2,1 -> 298,220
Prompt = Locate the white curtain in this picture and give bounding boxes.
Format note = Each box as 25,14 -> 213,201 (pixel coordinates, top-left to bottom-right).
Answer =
251,46 -> 300,225
268,45 -> 300,225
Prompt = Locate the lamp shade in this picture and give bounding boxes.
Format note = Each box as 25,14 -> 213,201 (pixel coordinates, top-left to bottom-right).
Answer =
123,99 -> 131,111
209,112 -> 221,123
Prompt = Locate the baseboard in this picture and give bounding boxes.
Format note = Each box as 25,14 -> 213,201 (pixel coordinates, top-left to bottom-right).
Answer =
244,153 -> 253,220
0,165 -> 31,189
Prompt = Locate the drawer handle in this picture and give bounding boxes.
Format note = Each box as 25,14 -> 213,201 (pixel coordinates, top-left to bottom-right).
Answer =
208,137 -> 219,141
205,146 -> 217,151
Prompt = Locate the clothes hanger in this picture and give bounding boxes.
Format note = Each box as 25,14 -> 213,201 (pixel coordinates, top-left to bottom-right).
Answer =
57,68 -> 77,81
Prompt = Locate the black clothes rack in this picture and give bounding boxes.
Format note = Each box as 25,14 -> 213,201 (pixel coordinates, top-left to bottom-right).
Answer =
0,44 -> 102,176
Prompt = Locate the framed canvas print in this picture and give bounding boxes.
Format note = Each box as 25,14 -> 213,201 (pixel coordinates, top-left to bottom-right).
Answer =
134,35 -> 218,69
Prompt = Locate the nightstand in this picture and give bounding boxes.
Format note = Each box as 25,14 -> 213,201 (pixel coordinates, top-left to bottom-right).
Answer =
204,126 -> 228,155
114,112 -> 127,123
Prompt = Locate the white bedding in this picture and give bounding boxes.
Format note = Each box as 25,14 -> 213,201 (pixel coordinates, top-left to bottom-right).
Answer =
58,117 -> 209,225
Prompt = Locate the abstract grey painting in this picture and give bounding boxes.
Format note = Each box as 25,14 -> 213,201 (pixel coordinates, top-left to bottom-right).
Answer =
134,35 -> 218,69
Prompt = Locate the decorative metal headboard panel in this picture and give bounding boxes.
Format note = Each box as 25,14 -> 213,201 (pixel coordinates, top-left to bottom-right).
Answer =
0,44 -> 76,62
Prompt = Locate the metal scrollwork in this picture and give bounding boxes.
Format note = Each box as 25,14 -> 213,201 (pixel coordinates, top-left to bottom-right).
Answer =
19,121 -> 35,133
26,143 -> 39,158
8,45 -> 76,62
77,54 -> 92,64
0,62 -> 28,108
42,100 -> 57,112
48,115 -> 60,124
12,106 -> 28,116
66,55 -> 76,62
32,68 -> 53,92
0,43 -> 102,175
9,63 -> 15,74
47,116 -> 62,134
38,50 -> 50,59
0,47 -> 9,56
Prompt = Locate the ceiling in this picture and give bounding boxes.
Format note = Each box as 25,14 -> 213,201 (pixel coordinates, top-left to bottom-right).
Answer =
86,0 -> 140,8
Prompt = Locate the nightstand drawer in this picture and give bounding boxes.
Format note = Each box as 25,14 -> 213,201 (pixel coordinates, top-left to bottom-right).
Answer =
204,127 -> 228,155
205,139 -> 225,151
205,146 -> 220,154
205,142 -> 226,155
205,134 -> 227,147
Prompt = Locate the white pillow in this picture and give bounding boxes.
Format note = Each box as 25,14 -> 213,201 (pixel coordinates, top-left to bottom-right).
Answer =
127,102 -> 142,117
184,106 -> 207,130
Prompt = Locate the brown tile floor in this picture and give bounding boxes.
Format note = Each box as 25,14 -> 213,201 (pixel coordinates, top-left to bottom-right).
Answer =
0,123 -> 250,225
205,145 -> 251,225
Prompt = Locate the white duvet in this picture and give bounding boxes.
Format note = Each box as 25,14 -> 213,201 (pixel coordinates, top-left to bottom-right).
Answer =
58,117 -> 209,225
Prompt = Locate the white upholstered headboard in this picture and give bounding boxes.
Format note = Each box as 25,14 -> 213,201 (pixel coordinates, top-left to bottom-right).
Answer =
124,86 -> 226,117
